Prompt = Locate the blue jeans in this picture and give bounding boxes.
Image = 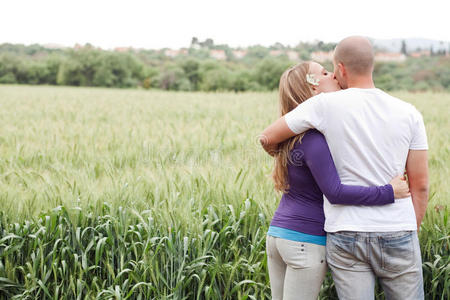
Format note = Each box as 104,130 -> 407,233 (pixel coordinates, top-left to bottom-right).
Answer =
326,231 -> 424,300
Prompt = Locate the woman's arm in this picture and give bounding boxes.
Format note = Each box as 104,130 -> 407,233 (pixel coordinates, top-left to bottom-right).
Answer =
301,131 -> 405,205
259,118 -> 296,156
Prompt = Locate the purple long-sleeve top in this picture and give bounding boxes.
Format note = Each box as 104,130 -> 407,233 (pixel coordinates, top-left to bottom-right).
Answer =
270,130 -> 394,236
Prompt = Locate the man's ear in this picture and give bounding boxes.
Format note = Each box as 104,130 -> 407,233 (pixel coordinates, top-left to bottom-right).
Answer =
338,63 -> 346,77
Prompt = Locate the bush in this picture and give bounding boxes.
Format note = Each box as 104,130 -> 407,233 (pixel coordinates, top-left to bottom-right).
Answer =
375,74 -> 396,91
157,66 -> 191,91
0,72 -> 16,84
200,67 -> 232,91
254,58 -> 292,90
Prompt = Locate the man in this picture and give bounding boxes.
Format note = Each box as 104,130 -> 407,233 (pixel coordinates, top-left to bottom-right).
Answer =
260,36 -> 428,299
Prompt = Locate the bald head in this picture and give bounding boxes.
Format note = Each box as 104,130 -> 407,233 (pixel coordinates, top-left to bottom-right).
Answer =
334,36 -> 374,76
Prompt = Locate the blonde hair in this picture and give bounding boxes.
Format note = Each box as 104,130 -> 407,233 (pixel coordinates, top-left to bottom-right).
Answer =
272,62 -> 314,193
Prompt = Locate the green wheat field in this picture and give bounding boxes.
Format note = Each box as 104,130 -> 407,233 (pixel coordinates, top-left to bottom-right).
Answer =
0,85 -> 448,299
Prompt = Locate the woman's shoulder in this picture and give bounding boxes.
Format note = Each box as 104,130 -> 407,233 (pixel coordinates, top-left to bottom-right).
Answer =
304,129 -> 324,137
302,129 -> 326,143
293,129 -> 327,150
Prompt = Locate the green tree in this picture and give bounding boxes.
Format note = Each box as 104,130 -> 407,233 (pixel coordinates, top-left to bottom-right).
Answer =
142,66 -> 160,89
93,53 -> 142,88
0,53 -> 27,83
181,59 -> 200,90
254,58 -> 292,90
231,70 -> 253,92
199,68 -> 231,91
26,62 -> 50,84
196,61 -> 232,91
157,66 -> 191,91
401,40 -> 408,55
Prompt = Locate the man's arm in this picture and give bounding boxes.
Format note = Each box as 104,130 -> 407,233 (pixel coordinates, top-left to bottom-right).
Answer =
259,117 -> 296,156
259,94 -> 325,156
405,150 -> 429,231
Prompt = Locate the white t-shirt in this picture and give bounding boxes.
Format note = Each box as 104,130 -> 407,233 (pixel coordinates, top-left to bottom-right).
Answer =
284,88 -> 428,232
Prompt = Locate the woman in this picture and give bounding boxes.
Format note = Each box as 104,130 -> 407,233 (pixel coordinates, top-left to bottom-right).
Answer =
265,61 -> 409,300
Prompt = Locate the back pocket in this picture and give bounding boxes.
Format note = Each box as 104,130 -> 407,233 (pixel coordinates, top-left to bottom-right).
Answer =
326,233 -> 356,268
381,232 -> 414,273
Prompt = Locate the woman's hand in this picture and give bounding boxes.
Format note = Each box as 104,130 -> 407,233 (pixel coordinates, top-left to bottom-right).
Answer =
390,175 -> 410,199
260,118 -> 296,156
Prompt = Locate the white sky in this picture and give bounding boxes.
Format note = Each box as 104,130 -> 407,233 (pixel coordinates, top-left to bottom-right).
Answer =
1,0 -> 449,49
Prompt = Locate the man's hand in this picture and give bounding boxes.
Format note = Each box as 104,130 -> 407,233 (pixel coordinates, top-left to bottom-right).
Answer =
405,150 -> 429,231
260,117 -> 296,156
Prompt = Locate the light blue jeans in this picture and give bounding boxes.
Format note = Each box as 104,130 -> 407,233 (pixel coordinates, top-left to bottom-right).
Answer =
326,231 -> 424,300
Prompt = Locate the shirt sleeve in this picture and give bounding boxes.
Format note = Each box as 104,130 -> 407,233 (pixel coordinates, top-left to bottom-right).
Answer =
284,94 -> 325,134
409,108 -> 428,150
301,131 -> 394,205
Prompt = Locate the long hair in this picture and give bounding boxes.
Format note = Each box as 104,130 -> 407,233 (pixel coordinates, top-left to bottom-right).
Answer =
272,62 -> 314,193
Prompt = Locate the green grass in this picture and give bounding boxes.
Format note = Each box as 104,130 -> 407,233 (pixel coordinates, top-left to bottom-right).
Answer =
0,85 -> 448,299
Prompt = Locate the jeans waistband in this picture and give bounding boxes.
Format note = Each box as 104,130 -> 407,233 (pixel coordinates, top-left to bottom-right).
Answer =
328,231 -> 415,242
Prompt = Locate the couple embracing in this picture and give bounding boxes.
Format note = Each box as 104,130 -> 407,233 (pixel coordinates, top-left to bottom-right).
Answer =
260,36 -> 428,300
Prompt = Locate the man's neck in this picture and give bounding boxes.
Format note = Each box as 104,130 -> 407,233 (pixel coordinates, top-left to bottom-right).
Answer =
346,77 -> 375,89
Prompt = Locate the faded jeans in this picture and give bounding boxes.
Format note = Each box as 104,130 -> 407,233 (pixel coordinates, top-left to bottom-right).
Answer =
266,235 -> 327,300
326,231 -> 424,300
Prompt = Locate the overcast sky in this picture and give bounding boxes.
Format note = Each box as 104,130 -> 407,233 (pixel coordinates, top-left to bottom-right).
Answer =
1,0 -> 449,49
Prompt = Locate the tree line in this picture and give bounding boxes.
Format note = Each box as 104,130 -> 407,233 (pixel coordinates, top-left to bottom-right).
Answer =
0,42 -> 449,92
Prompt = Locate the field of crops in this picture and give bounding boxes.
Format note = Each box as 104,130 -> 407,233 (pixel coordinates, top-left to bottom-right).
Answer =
0,85 -> 448,299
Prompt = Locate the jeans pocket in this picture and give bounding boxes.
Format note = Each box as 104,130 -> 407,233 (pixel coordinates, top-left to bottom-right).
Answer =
381,232 -> 414,273
276,238 -> 308,269
326,234 -> 356,268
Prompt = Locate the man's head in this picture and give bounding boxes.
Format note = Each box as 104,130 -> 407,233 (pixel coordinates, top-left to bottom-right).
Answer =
333,36 -> 374,89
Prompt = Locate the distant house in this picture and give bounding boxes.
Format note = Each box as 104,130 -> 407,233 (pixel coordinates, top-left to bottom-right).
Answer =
114,47 -> 132,53
43,43 -> 66,50
210,49 -> 226,60
410,50 -> 431,58
164,49 -> 187,57
232,50 -> 247,59
375,52 -> 406,62
164,49 -> 180,57
73,43 -> 99,50
311,51 -> 333,62
164,49 -> 188,57
287,51 -> 299,61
